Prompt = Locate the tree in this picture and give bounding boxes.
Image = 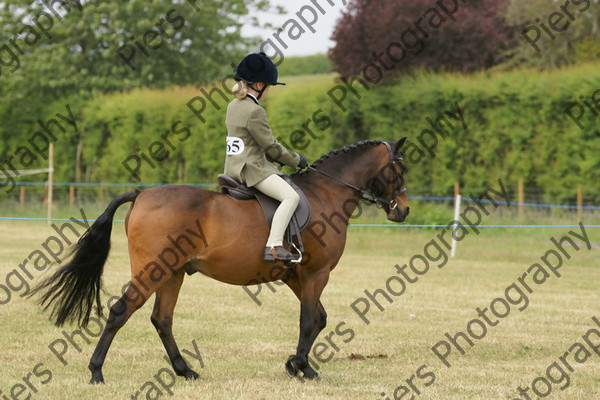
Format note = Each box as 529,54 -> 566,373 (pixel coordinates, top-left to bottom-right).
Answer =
0,0 -> 273,98
328,0 -> 513,79
505,0 -> 600,69
0,0 -> 273,190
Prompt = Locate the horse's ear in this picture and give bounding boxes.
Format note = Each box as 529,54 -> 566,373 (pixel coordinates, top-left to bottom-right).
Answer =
394,137 -> 407,154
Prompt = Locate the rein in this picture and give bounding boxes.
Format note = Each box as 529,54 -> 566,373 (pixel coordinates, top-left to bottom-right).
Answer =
306,142 -> 406,210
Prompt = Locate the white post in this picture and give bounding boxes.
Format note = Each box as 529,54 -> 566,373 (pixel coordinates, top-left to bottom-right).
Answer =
47,142 -> 54,224
451,194 -> 462,258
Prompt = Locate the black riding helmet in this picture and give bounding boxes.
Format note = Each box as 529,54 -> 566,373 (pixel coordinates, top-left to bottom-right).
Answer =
235,52 -> 285,99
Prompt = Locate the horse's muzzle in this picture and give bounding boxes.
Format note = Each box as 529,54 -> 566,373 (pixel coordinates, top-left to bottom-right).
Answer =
387,206 -> 409,222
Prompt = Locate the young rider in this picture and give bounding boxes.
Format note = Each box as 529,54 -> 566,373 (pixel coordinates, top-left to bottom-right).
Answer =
225,52 -> 308,262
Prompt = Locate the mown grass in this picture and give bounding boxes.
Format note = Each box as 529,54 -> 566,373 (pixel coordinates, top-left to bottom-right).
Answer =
0,205 -> 599,400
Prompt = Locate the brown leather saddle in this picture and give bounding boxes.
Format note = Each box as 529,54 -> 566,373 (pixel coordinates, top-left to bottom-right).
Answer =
217,174 -> 311,262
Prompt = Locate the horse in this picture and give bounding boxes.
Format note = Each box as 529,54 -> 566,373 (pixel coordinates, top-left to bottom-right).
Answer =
29,138 -> 410,383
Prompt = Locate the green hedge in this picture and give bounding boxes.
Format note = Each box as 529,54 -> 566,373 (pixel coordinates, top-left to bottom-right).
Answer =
356,64 -> 600,202
268,65 -> 600,202
1,63 -> 599,204
276,54 -> 332,77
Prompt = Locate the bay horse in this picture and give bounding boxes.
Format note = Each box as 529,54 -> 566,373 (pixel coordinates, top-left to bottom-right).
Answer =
29,138 -> 409,383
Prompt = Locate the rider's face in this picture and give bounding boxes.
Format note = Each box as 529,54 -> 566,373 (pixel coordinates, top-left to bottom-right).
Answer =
258,83 -> 270,98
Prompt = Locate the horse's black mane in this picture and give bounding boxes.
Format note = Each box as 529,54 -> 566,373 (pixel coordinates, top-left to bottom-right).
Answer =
295,140 -> 385,176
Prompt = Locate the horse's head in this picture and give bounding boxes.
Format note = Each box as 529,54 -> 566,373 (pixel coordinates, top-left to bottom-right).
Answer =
368,138 -> 410,222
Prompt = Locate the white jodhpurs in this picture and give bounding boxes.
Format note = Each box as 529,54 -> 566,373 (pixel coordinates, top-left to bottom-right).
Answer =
253,174 -> 300,248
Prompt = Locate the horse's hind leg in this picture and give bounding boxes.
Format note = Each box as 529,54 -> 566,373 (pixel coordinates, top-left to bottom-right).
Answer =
151,269 -> 200,380
88,283 -> 149,384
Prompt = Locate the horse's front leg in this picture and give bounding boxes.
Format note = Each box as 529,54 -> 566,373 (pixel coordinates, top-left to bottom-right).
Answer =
286,270 -> 329,380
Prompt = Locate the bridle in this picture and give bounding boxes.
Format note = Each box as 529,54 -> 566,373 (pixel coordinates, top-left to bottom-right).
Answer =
306,142 -> 406,210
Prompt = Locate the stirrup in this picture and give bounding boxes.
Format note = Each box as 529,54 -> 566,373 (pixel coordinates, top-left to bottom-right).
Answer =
264,245 -> 302,263
288,242 -> 302,264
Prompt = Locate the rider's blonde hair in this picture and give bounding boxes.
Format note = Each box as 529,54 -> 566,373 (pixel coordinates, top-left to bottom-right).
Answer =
232,80 -> 249,99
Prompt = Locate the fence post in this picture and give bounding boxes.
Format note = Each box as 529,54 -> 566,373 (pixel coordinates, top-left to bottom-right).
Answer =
577,184 -> 583,221
518,179 -> 524,219
47,143 -> 54,224
19,186 -> 26,209
69,185 -> 75,208
454,182 -> 460,198
451,194 -> 462,258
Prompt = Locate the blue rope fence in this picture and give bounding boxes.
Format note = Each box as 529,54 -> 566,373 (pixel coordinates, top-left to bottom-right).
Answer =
8,181 -> 600,210
3,181 -> 599,226
12,181 -> 217,188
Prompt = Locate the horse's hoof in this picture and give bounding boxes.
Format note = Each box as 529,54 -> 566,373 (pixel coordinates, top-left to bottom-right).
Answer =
302,368 -> 321,381
89,376 -> 105,385
304,373 -> 321,381
183,370 -> 200,380
285,362 -> 298,378
285,355 -> 301,378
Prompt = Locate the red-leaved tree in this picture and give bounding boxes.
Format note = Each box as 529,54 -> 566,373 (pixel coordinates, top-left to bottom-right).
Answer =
329,0 -> 514,78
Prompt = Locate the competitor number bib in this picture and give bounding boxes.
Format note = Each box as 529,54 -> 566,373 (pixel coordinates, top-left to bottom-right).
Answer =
226,136 -> 244,155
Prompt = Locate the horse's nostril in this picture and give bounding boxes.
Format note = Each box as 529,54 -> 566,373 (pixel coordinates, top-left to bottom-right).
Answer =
405,207 -> 410,217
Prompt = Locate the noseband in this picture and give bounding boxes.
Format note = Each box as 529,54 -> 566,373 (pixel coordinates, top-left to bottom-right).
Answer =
306,142 -> 406,209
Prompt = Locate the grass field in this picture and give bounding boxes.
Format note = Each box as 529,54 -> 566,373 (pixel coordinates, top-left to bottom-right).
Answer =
0,204 -> 599,400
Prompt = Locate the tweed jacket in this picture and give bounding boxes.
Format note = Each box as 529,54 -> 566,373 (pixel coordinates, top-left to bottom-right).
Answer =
224,96 -> 301,187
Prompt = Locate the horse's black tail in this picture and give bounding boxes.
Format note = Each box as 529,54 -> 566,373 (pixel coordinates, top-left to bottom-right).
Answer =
29,190 -> 141,328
